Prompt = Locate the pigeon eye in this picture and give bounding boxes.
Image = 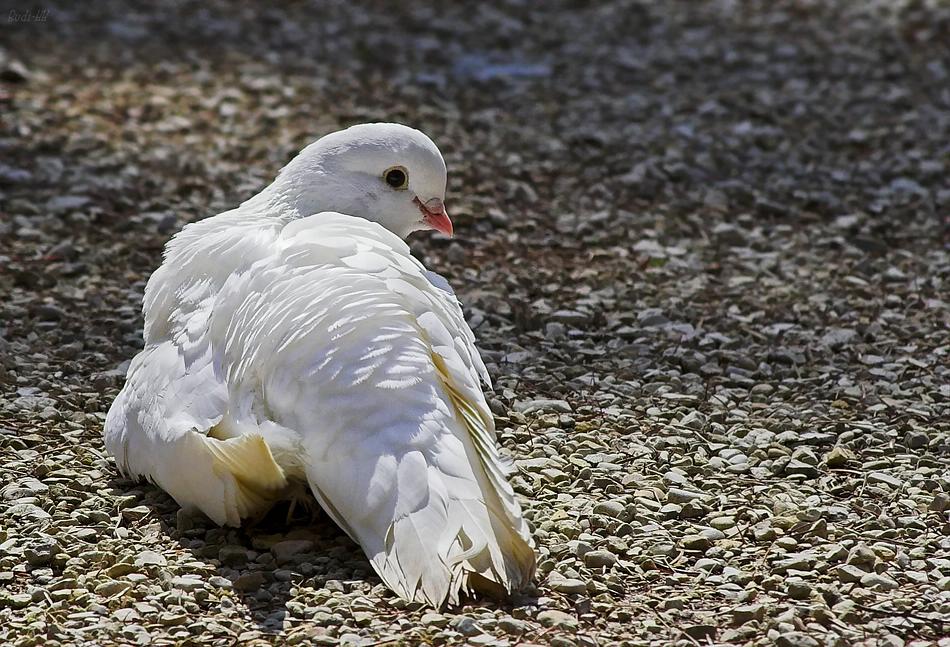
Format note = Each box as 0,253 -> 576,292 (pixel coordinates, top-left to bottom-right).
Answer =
383,166 -> 409,190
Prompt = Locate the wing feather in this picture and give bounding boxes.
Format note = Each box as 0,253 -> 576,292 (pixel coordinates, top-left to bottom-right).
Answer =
105,211 -> 533,605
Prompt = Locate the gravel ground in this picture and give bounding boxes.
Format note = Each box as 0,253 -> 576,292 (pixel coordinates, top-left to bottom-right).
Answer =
2,1 -> 949,646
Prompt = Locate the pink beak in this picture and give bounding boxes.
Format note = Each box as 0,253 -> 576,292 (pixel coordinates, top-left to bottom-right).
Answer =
415,197 -> 453,237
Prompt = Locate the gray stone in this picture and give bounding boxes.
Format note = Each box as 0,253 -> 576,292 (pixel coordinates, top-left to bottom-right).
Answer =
773,552 -> 817,573
698,527 -> 726,541
133,551 -> 167,567
158,612 -> 188,627
820,327 -> 857,348
513,399 -> 572,414
681,535 -> 711,551
682,625 -> 717,641
6,503 -> 50,520
695,558 -> 721,572
47,195 -> 91,212
170,576 -> 204,591
847,544 -> 877,569
592,500 -> 625,518
786,578 -> 812,599
537,609 -> 577,629
121,505 -> 151,521
449,616 -> 481,636
271,539 -> 315,564
649,542 -> 677,557
219,545 -> 249,566
583,550 -> 617,568
860,572 -> 898,591
550,578 -> 587,594
638,308 -> 669,327
791,447 -> 818,465
824,446 -> 854,467
421,612 -> 448,628
94,581 -> 131,596
784,460 -> 819,477
732,604 -> 766,624
775,632 -> 820,647
930,493 -> 950,513
836,564 -> 867,583
233,571 -> 266,591
571,540 -> 593,559
903,430 -> 929,449
498,617 -> 526,635
868,472 -> 903,488
176,509 -> 195,532
24,538 -> 58,566
666,488 -> 707,504
709,516 -> 735,530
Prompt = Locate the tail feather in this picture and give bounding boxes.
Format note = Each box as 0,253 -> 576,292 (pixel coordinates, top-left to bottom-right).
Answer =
204,433 -> 288,517
363,470 -> 534,606
149,431 -> 288,526
327,353 -> 536,607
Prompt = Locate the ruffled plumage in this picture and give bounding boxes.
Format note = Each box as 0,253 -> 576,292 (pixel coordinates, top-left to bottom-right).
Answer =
104,207 -> 535,606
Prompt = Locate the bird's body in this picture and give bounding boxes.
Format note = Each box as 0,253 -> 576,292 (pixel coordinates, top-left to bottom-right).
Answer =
104,124 -> 535,606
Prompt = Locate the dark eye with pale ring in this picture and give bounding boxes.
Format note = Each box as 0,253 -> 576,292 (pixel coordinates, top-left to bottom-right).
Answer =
383,166 -> 409,190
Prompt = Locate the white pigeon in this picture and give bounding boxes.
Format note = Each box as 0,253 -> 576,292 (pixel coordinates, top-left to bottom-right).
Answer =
104,123 -> 535,606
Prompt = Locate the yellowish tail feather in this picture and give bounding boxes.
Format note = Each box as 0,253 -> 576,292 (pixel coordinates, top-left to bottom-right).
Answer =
430,352 -> 536,594
202,433 -> 288,522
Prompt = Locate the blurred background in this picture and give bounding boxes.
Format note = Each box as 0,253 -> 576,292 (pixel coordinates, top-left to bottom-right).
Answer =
2,0 -> 947,387
1,2 -> 948,645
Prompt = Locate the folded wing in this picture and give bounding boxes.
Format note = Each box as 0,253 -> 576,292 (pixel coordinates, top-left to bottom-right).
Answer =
104,211 -> 534,605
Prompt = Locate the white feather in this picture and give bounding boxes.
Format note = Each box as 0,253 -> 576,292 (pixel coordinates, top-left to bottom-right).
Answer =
104,204 -> 534,604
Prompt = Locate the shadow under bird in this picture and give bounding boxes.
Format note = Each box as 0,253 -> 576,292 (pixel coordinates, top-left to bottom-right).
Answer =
103,123 -> 536,606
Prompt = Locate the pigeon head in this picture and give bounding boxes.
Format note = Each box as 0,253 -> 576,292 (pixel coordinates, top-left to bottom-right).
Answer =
268,123 -> 452,239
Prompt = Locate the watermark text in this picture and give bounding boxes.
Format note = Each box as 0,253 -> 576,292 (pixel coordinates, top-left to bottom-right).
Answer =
9,8 -> 49,23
